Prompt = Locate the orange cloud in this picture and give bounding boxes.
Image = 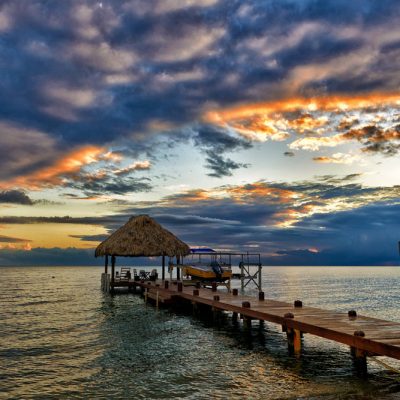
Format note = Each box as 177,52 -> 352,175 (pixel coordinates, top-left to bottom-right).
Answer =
205,93 -> 400,122
226,183 -> 300,204
0,145 -> 105,190
204,92 -> 400,143
113,160 -> 151,175
313,153 -> 361,164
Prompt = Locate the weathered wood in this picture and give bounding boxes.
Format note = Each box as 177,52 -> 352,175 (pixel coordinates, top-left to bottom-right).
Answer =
105,255 -> 109,274
134,280 -> 400,362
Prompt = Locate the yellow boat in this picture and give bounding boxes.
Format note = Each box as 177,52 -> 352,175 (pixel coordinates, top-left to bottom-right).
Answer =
181,248 -> 232,282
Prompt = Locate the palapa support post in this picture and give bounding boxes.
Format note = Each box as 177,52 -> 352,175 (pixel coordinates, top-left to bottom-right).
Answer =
101,255 -> 110,292
176,255 -> 181,281
162,254 -> 165,281
259,291 -> 265,301
351,330 -> 368,377
232,288 -> 238,296
111,255 -> 116,293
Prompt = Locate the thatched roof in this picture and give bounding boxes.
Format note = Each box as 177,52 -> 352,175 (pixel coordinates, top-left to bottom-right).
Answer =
95,215 -> 190,257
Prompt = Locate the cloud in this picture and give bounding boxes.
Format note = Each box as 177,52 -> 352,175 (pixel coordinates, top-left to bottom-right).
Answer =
0,122 -> 59,182
0,190 -> 33,205
67,176 -> 153,196
189,124 -> 252,177
0,234 -> 31,243
313,152 -> 361,164
113,160 -> 151,176
1,0 -> 400,190
342,124 -> 400,155
206,93 -> 400,156
205,152 -> 249,178
1,145 -> 105,190
1,173 -> 399,265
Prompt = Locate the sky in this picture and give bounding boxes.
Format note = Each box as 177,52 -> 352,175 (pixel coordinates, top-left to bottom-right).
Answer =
0,0 -> 399,266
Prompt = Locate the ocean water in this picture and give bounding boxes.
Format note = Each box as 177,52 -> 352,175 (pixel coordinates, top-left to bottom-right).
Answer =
1,266 -> 400,399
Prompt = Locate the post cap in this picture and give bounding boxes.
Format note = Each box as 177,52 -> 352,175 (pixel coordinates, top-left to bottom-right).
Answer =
354,330 -> 365,337
284,312 -> 294,319
294,300 -> 303,308
348,310 -> 357,318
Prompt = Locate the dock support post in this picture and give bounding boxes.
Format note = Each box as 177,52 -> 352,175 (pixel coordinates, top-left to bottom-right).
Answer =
192,289 -> 199,316
212,295 -> 221,323
242,301 -> 251,329
283,312 -> 301,355
162,255 -> 165,281
144,288 -> 148,304
232,312 -> 238,323
351,331 -> 368,377
156,290 -> 159,310
287,328 -> 302,355
243,316 -> 252,329
240,261 -> 244,292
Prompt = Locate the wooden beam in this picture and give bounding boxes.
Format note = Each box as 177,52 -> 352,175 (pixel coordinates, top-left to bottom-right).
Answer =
111,255 -> 116,287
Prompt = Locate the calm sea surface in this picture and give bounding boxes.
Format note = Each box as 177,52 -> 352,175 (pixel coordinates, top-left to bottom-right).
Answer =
2,266 -> 400,399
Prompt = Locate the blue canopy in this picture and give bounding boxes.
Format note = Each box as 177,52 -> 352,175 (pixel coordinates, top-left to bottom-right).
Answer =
190,247 -> 216,254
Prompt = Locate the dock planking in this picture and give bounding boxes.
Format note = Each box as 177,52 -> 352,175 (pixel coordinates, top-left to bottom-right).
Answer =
107,278 -> 400,375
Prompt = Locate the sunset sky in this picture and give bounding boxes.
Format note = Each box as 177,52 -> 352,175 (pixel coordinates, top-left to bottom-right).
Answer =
0,0 -> 399,266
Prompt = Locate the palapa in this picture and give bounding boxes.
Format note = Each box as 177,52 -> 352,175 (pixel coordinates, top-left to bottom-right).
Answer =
95,214 -> 190,257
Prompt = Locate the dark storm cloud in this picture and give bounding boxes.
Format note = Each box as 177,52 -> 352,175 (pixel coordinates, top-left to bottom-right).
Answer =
342,124 -> 400,155
1,0 -> 400,185
1,173 -> 399,265
190,124 -> 252,176
67,175 -> 153,196
0,248 -> 99,266
0,190 -> 33,205
205,152 -> 249,178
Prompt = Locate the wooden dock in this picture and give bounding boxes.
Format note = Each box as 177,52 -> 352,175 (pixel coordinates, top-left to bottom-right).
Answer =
113,278 -> 400,375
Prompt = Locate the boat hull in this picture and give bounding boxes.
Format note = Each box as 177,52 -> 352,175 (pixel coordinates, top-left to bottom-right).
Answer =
183,265 -> 232,281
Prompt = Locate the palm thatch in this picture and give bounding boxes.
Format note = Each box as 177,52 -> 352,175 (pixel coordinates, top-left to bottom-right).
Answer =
95,215 -> 190,257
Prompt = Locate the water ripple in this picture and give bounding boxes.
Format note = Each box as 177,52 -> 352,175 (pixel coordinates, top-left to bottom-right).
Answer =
1,266 -> 400,399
